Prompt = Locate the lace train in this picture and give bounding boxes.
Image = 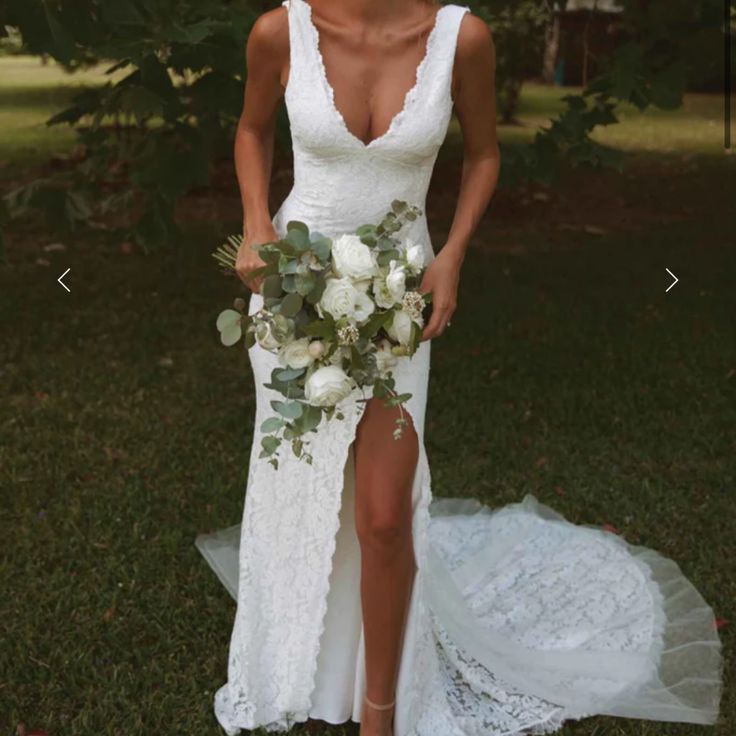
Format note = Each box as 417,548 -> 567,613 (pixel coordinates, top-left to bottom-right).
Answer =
197,488 -> 722,734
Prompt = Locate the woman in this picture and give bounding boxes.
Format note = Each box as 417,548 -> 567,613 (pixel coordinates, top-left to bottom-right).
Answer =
196,1 -> 722,734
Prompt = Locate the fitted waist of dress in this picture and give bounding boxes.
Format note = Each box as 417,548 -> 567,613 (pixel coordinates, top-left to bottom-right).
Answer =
280,151 -> 433,225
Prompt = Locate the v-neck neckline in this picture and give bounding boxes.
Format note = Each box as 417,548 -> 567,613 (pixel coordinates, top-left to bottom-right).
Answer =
299,0 -> 447,150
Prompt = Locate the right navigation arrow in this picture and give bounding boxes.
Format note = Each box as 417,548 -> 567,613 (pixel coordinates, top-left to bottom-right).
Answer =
665,268 -> 679,293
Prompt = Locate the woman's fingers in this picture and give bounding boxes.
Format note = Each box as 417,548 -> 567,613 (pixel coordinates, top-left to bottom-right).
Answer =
236,269 -> 254,288
420,281 -> 455,341
421,303 -> 454,341
235,257 -> 265,291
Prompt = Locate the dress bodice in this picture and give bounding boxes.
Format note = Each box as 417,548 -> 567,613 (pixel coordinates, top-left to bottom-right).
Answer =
274,0 -> 470,241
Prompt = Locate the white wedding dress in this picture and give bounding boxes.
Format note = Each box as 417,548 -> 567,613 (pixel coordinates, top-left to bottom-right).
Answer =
195,1 -> 723,733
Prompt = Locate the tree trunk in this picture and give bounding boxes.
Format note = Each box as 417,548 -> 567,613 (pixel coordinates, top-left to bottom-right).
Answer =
501,78 -> 523,124
542,14 -> 561,84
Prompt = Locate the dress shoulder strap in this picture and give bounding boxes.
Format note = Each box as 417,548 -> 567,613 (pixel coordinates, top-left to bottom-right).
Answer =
422,4 -> 470,99
280,0 -> 320,90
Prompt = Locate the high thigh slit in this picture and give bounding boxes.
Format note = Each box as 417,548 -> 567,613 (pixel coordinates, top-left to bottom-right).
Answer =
310,398 -> 423,726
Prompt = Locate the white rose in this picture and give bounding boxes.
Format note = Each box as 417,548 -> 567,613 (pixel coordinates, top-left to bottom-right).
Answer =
353,290 -> 375,323
307,340 -> 326,359
374,338 -> 398,377
332,234 -> 377,281
406,242 -> 425,272
254,319 -> 281,350
279,338 -> 314,369
386,260 -> 406,302
319,278 -> 355,319
372,275 -> 397,309
387,309 -> 414,346
320,277 -> 375,323
304,365 -> 354,407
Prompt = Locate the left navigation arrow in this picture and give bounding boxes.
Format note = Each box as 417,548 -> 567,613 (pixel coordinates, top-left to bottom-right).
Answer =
58,268 -> 71,292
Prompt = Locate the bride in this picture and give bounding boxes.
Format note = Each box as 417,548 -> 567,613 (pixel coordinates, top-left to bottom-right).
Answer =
196,0 -> 722,734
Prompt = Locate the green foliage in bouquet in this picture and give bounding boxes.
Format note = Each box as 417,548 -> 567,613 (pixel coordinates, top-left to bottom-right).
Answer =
214,200 -> 429,468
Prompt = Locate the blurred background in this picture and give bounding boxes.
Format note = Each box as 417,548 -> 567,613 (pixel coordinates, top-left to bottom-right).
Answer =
1,1 -> 734,734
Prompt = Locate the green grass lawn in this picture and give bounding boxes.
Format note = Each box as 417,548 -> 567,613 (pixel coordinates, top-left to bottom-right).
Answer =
1,57 -> 734,735
480,82 -> 725,156
0,56 -> 127,167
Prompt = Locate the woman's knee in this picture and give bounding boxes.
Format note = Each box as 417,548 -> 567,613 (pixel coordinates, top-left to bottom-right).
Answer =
356,498 -> 412,553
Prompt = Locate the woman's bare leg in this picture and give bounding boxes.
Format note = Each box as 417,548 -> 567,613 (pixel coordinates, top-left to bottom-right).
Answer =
354,397 -> 418,736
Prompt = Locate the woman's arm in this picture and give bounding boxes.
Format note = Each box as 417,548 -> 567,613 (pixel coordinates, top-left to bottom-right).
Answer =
421,14 -> 499,340
233,8 -> 289,291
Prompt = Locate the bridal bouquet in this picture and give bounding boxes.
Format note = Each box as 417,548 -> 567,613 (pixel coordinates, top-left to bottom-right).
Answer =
213,201 -> 429,467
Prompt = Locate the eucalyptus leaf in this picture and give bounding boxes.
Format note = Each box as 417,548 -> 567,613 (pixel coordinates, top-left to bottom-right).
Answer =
262,274 -> 283,299
216,309 -> 240,331
286,220 -> 309,235
270,400 -> 304,420
279,255 -> 299,274
260,435 -> 281,455
261,417 -> 285,433
282,274 -> 297,293
220,323 -> 242,346
300,404 -> 323,433
310,237 -> 332,263
305,274 -> 326,305
259,247 -> 281,265
274,240 -> 296,257
295,271 -> 316,297
275,367 -> 306,382
285,227 -> 310,252
377,249 -> 400,267
280,292 -> 303,317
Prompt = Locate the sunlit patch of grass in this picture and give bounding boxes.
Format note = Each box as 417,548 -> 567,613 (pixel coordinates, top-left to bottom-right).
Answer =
0,56 -> 124,167
492,83 -> 726,156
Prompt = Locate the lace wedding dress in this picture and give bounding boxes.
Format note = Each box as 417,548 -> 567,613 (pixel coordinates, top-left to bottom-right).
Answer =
195,1 -> 723,733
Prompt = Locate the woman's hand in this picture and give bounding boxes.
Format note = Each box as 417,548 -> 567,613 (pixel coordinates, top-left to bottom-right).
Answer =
419,248 -> 462,341
235,222 -> 277,293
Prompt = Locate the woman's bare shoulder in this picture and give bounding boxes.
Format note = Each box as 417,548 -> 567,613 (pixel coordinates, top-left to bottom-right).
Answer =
454,10 -> 494,77
247,5 -> 289,59
455,10 -> 493,57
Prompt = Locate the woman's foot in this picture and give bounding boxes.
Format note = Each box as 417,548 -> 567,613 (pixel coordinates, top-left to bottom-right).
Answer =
360,695 -> 395,736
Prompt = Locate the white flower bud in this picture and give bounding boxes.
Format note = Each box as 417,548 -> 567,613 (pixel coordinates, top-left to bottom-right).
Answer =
307,340 -> 326,359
